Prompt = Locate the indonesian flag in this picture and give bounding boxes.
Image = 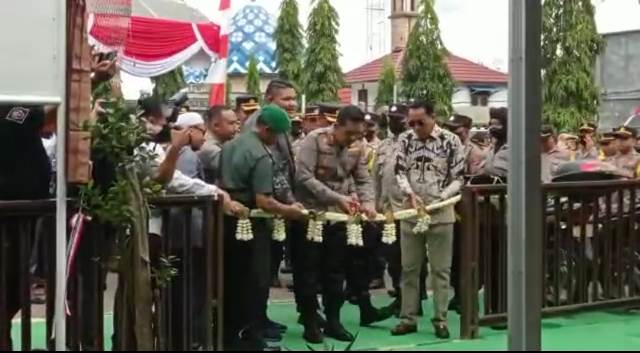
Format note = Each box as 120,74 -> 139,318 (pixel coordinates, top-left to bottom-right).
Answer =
208,0 -> 232,105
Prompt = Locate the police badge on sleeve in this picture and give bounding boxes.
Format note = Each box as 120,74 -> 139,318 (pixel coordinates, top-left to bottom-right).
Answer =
5,107 -> 30,124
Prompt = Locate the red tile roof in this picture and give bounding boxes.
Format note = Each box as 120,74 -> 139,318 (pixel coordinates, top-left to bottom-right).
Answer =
344,48 -> 508,85
338,88 -> 352,105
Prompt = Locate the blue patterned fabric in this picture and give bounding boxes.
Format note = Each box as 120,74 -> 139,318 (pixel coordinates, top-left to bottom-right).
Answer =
182,66 -> 209,84
227,4 -> 277,75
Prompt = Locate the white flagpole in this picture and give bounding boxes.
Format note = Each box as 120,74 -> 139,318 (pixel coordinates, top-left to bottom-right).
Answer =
55,0 -> 67,350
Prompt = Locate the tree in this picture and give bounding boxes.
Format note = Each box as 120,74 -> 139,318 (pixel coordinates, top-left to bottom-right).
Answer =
376,57 -> 396,109
274,0 -> 304,89
542,0 -> 603,132
152,69 -> 186,101
246,56 -> 262,100
303,0 -> 343,102
401,0 -> 454,117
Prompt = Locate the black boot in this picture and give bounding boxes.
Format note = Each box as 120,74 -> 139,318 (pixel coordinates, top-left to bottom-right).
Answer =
324,320 -> 354,342
359,298 -> 394,327
302,316 -> 324,344
298,312 -> 326,329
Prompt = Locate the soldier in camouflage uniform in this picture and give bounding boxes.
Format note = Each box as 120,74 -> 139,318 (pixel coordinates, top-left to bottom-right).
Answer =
295,106 -> 392,344
613,126 -> 640,179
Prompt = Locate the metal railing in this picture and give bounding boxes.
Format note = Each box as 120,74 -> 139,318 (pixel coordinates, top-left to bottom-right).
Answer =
459,180 -> 640,339
0,195 -> 224,351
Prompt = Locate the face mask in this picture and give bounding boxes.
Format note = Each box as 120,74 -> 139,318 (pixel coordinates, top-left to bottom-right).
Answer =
489,126 -> 506,140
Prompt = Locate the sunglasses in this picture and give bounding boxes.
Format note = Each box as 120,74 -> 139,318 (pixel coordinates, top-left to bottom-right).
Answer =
408,120 -> 425,128
191,127 -> 206,135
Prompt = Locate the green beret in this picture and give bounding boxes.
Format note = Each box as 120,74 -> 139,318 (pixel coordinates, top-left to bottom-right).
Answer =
259,105 -> 291,134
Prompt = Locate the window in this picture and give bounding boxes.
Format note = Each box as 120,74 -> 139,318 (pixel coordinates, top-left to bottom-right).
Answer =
358,89 -> 368,107
471,93 -> 490,107
410,0 -> 416,11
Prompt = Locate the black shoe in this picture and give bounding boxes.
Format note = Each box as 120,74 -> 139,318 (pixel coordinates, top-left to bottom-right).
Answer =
360,304 -> 394,327
390,323 -> 418,336
298,312 -> 326,329
369,278 -> 385,290
265,319 -> 288,333
303,322 -> 324,344
382,299 -> 401,318
262,327 -> 283,343
432,321 -> 450,339
324,322 -> 354,342
388,289 -> 398,298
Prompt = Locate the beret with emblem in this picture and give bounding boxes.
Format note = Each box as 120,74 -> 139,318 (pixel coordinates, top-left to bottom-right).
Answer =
259,105 -> 291,134
388,103 -> 409,118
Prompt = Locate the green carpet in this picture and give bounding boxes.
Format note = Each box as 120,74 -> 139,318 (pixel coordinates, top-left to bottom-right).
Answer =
11,298 -> 640,351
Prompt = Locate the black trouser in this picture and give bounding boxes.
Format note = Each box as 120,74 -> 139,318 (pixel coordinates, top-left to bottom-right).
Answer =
169,248 -> 206,350
345,223 -> 380,300
293,222 -> 348,322
385,221 -> 402,292
223,216 -> 272,343
0,218 -> 36,350
271,240 -> 284,282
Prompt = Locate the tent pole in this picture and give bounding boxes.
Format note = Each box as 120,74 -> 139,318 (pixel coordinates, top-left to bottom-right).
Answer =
55,0 -> 68,350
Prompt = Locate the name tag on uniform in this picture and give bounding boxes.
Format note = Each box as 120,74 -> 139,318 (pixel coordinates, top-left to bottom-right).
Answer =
5,107 -> 30,124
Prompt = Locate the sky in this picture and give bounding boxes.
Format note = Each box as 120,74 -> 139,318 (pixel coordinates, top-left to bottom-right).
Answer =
122,0 -> 640,98
186,0 -> 640,72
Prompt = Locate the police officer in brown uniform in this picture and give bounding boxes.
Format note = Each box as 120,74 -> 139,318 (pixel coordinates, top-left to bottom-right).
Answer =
444,114 -> 487,176
598,131 -> 619,164
613,126 -> 640,179
541,125 -> 572,183
578,123 -> 599,160
235,95 -> 260,125
443,113 -> 487,312
483,107 -> 510,180
295,106 -> 390,344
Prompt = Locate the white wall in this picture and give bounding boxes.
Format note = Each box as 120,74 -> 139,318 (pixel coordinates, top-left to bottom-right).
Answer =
488,88 -> 508,107
351,82 -> 380,111
348,82 -> 508,110
452,87 -> 472,107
